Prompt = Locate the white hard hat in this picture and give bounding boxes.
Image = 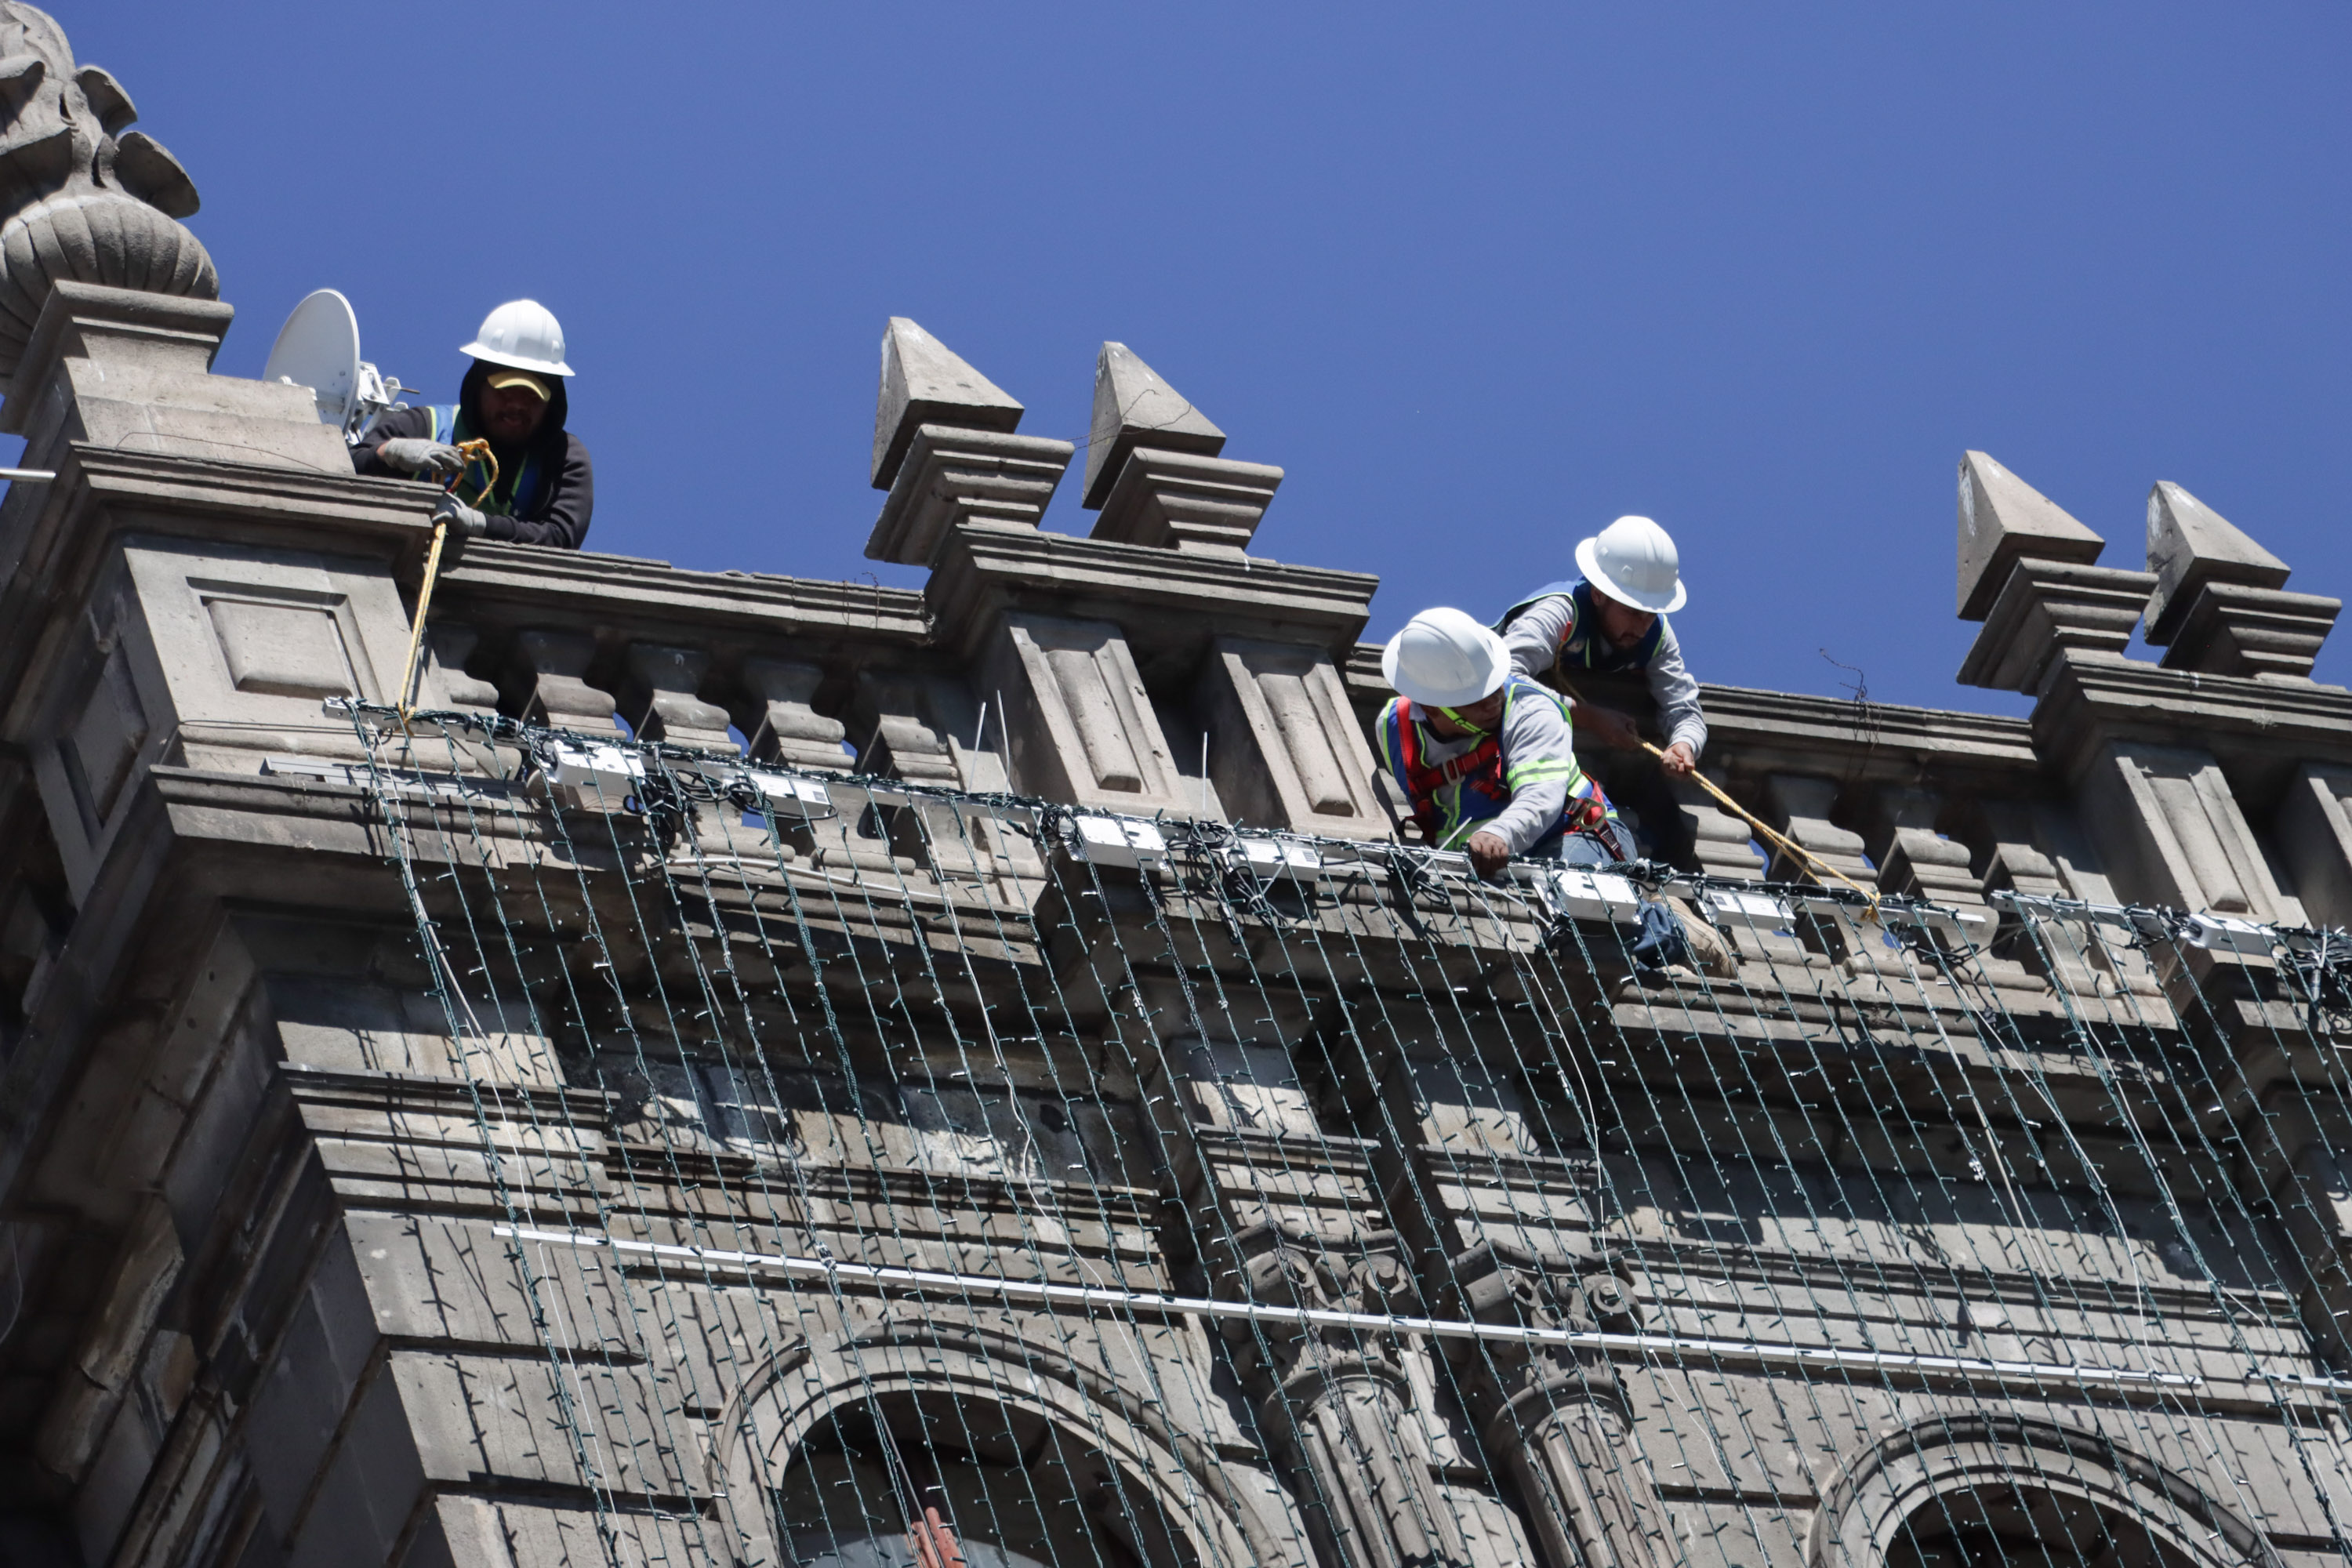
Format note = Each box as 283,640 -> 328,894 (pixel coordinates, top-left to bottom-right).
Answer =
460,299 -> 575,377
1383,607 -> 1512,708
1575,515 -> 1687,615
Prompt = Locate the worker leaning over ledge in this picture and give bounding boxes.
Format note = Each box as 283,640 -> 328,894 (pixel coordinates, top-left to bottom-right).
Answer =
1495,514 -> 1704,775
351,299 -> 595,550
1376,608 -> 1634,879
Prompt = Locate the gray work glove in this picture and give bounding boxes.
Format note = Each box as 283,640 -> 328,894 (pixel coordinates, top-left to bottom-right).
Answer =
430,494 -> 488,539
376,437 -> 467,477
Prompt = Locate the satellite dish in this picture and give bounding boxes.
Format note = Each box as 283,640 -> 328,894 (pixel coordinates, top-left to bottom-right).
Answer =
260,289 -> 413,445
262,289 -> 361,430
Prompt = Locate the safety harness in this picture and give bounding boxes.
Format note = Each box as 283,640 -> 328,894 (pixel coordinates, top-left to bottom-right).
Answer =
1379,675 -> 1612,850
1496,578 -> 1664,673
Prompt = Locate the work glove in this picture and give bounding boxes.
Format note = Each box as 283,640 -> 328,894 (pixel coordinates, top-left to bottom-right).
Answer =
430,494 -> 488,539
376,437 -> 467,477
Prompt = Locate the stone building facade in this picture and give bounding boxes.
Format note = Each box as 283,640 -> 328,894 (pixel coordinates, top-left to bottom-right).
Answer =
3,32 -> 2352,1568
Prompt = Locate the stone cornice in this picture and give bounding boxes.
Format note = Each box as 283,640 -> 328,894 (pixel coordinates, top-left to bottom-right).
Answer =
434,544 -> 933,646
928,523 -> 1378,665
2034,649 -> 2352,787
71,445 -> 438,540
1347,645 -> 2043,782
4,444 -> 435,597
0,446 -> 443,731
1698,681 -> 2040,785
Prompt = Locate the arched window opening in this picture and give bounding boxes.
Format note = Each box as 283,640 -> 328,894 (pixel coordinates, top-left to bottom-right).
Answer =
768,1393 -> 1167,1568
1882,1485 -> 2199,1568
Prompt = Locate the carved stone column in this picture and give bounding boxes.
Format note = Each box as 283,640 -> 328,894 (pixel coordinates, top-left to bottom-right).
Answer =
1225,1225 -> 1477,1568
623,642 -> 735,750
505,629 -> 619,735
1451,1244 -> 1669,1568
739,658 -> 850,773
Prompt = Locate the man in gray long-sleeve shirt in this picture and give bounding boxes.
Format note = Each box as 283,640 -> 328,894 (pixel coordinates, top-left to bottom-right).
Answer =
1374,608 -> 1631,877
1497,587 -> 1707,764
1495,515 -> 1707,866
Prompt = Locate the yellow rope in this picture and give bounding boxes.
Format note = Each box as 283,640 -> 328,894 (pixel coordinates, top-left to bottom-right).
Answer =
1547,665 -> 1879,913
395,440 -> 497,724
1639,739 -> 1880,913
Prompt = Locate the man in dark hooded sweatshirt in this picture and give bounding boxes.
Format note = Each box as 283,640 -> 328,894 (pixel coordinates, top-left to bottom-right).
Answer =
351,299 -> 595,549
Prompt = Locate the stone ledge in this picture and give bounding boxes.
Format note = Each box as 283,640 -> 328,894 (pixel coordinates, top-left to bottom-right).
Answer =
2035,652 -> 2352,782
929,522 -> 1377,664
437,543 -> 932,642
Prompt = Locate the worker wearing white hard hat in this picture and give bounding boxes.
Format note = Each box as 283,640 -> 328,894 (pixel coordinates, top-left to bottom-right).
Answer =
1374,608 -> 1633,878
1494,515 -> 1708,860
352,299 -> 596,549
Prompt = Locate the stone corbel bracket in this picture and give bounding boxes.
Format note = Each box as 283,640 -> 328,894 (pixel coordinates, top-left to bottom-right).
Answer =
1091,448 -> 1284,554
865,423 -> 1075,569
1955,557 -> 2157,694
1080,341 -> 1284,556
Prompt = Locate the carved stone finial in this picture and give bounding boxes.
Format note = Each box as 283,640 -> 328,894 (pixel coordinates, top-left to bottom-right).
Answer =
2143,481 -> 2291,644
869,317 -> 1023,490
0,4 -> 218,381
1081,342 -> 1225,509
1955,451 -> 2105,621
2137,482 -> 2337,678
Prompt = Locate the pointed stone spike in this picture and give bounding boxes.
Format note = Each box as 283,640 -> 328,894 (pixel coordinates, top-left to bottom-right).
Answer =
1955,451 -> 2106,621
2143,481 -> 2292,645
1081,342 -> 1225,509
871,318 -> 1023,490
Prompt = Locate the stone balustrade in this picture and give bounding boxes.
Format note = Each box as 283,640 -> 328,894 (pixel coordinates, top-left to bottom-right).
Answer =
8,280 -> 2352,1568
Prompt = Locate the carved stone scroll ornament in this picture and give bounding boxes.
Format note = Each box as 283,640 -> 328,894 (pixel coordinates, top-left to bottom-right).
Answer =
0,5 -> 218,379
1222,1224 -> 1478,1568
1450,1243 -> 1671,1568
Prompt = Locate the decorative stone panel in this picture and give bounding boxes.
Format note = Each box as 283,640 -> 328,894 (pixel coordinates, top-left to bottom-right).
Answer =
2077,741 -> 2292,920
981,612 -> 1184,812
2278,763 -> 2352,928
1197,636 -> 1384,837
122,539 -> 407,764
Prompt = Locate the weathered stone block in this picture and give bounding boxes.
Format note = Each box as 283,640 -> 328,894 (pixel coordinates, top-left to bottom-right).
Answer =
866,423 -> 1075,568
870,316 -> 1025,490
1956,557 -> 2154,694
1081,341 -> 1227,509
1955,450 -> 2105,620
2143,479 -> 2292,645
2156,580 -> 2339,679
3,284 -> 345,477
1091,448 -> 1283,554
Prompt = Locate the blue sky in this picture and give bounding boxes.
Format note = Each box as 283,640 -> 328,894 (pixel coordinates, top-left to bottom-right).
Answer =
58,2 -> 2352,712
